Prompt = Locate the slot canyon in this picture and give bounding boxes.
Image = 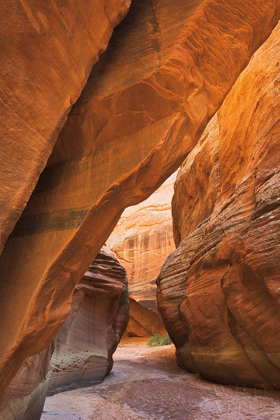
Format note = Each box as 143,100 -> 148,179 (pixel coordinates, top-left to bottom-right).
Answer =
0,1 -> 279,419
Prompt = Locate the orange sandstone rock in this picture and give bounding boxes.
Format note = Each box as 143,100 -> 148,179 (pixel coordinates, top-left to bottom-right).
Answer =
0,0 -> 130,254
157,23 -> 280,388
0,0 -> 279,395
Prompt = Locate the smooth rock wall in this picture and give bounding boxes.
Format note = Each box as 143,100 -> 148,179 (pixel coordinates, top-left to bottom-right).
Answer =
157,23 -> 280,388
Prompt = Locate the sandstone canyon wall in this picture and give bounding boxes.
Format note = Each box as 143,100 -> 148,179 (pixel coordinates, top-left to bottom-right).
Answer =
157,23 -> 280,389
108,172 -> 177,309
0,0 -> 279,397
108,173 -> 175,337
0,0 -> 130,255
49,246 -> 129,394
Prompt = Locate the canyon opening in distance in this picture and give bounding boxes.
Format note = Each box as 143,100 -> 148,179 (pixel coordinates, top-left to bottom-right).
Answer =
0,1 -> 279,419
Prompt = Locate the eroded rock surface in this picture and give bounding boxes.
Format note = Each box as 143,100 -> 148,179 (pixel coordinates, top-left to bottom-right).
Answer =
0,0 -> 279,395
157,23 -> 280,388
0,0 -> 130,255
108,173 -> 177,309
49,246 -> 129,394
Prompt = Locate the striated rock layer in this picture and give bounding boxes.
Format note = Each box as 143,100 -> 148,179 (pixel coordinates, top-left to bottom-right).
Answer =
0,0 -> 279,395
157,23 -> 280,388
108,172 -> 177,309
49,246 -> 129,394
0,0 -> 130,255
125,298 -> 166,338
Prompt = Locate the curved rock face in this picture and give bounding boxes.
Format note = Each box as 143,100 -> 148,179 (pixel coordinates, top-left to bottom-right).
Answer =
0,0 -> 279,395
49,246 -> 129,394
0,0 -> 130,255
108,172 -> 177,309
157,23 -> 280,388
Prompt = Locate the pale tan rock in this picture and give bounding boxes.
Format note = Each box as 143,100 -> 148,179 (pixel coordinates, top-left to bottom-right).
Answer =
157,23 -> 280,388
0,0 -> 279,396
108,172 -> 177,308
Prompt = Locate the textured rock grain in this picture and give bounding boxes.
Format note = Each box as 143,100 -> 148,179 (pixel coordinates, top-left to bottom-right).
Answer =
49,246 -> 129,394
0,0 -> 279,395
157,23 -> 280,388
0,0 -> 130,255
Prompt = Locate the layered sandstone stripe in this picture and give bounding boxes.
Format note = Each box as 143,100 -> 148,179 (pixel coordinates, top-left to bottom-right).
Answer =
49,246 -> 129,394
157,23 -> 280,388
0,0 -> 279,394
108,172 -> 177,309
0,0 -> 130,254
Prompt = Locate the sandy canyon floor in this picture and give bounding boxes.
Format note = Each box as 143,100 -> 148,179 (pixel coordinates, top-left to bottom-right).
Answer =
42,339 -> 280,420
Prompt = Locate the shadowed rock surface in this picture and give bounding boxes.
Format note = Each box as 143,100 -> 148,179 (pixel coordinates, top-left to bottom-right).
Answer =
49,246 -> 129,395
0,346 -> 53,420
0,0 -> 279,397
157,23 -> 280,389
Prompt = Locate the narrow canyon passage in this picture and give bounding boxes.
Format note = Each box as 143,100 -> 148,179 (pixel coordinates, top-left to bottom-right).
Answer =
42,339 -> 280,420
0,1 -> 279,418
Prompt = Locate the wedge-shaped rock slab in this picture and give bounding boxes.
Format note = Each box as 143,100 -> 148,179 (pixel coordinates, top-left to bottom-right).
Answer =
157,23 -> 280,388
124,298 -> 166,338
0,0 -> 279,394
